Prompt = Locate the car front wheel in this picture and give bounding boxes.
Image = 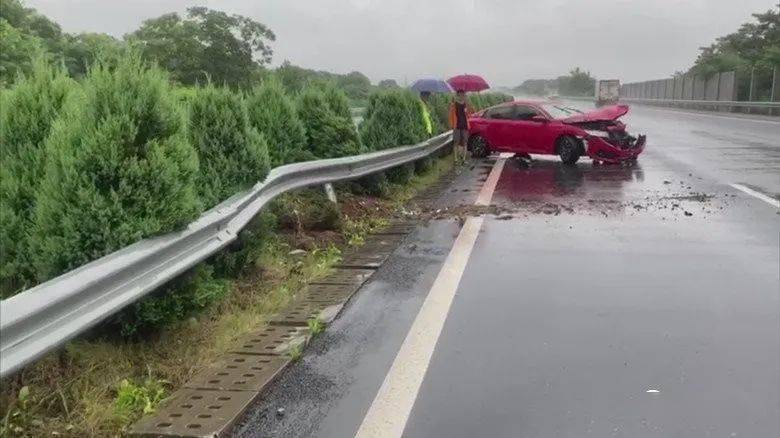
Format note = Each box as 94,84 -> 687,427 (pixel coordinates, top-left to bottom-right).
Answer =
557,136 -> 581,165
469,135 -> 489,158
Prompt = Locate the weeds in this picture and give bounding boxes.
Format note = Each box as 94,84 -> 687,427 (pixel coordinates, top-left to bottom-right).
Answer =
288,344 -> 303,362
1,386 -> 31,436
307,318 -> 325,336
113,375 -> 168,423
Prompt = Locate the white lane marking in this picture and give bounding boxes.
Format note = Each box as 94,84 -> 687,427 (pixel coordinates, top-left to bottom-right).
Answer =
475,153 -> 509,205
729,183 -> 780,208
354,158 -> 507,438
637,106 -> 780,125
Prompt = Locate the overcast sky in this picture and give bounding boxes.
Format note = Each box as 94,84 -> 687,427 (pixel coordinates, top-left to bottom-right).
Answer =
27,0 -> 777,86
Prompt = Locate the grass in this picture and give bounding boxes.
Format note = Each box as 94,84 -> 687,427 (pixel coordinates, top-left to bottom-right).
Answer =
0,155 -> 454,438
287,344 -> 303,362
307,318 -> 325,336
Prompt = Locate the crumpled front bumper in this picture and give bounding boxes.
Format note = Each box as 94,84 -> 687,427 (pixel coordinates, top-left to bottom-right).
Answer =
585,134 -> 646,163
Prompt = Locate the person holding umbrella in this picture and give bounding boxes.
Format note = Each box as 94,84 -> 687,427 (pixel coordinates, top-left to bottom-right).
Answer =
448,90 -> 473,164
447,75 -> 490,164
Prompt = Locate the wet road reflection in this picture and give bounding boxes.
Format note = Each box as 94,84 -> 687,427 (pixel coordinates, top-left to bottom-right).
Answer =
494,158 -> 645,203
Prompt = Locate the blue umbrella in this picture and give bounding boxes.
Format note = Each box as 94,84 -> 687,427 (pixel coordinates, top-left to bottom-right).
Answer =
410,78 -> 454,94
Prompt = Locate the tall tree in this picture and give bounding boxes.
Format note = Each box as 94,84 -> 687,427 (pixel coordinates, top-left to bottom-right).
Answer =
556,67 -> 595,96
129,7 -> 275,88
0,58 -> 75,294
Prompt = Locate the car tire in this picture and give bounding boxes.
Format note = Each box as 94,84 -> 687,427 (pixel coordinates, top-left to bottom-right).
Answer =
557,136 -> 582,165
469,135 -> 490,158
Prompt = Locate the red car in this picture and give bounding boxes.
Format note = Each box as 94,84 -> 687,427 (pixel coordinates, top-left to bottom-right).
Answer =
467,100 -> 646,164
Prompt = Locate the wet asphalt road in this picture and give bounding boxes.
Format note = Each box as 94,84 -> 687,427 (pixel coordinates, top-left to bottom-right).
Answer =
233,106 -> 779,437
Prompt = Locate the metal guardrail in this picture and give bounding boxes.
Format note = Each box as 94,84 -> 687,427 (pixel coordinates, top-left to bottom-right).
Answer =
618,97 -> 780,109
0,132 -> 452,378
559,95 -> 779,110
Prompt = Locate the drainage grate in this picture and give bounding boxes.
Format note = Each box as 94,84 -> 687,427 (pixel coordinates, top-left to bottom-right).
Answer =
310,268 -> 374,285
185,354 -> 289,392
373,223 -> 416,235
338,254 -> 387,269
300,283 -> 360,303
229,326 -> 308,356
129,388 -> 257,437
363,233 -> 406,247
268,300 -> 338,326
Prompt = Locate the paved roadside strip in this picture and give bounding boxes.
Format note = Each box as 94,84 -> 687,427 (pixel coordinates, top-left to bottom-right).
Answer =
129,172 -> 456,437
354,155 -> 508,438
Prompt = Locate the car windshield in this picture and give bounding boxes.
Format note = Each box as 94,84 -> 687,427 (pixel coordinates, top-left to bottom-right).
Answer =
540,104 -> 583,119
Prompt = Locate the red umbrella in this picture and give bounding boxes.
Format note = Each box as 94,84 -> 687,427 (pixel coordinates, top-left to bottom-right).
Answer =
447,74 -> 490,92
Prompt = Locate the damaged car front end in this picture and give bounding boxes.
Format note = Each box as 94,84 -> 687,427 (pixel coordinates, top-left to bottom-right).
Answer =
565,105 -> 646,164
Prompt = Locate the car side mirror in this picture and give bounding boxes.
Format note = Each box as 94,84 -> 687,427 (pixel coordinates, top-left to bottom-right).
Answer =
530,115 -> 548,123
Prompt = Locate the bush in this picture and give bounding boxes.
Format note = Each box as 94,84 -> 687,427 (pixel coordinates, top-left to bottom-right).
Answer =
271,189 -> 341,231
359,89 -> 428,184
297,86 -> 362,159
427,93 -> 451,132
246,78 -> 312,166
360,89 -> 427,151
110,265 -> 229,337
30,52 -> 201,282
426,92 -> 513,132
0,58 -> 76,296
319,82 -> 352,119
188,84 -> 270,209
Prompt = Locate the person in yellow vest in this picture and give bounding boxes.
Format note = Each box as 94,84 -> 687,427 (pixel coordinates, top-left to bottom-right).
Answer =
448,90 -> 473,164
419,91 -> 433,136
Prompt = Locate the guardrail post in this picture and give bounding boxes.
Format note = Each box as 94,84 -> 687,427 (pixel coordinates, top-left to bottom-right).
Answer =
323,183 -> 337,204
748,67 -> 757,114
772,66 -> 779,116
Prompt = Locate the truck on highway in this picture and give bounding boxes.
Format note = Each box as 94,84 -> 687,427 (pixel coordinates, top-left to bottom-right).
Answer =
595,79 -> 620,106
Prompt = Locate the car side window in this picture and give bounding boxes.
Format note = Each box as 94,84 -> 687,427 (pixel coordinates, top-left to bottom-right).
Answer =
485,106 -> 515,120
513,105 -> 540,121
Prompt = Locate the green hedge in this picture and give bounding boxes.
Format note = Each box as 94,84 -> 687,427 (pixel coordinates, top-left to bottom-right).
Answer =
317,82 -> 352,120
246,78 -> 312,166
427,92 -> 513,131
0,59 -> 76,296
30,53 -> 201,281
188,84 -> 270,209
0,50 -> 450,336
359,89 -> 428,184
297,85 -> 362,158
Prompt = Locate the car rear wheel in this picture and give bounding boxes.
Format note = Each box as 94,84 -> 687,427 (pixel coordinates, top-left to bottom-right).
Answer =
557,136 -> 582,165
469,135 -> 489,158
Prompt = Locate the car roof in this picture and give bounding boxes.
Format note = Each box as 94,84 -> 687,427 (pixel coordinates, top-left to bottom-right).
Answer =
510,99 -> 546,106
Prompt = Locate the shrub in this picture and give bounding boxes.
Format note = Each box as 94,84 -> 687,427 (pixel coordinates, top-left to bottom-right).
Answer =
359,89 -> 428,184
426,92 -> 513,131
320,82 -> 352,119
364,89 -> 428,149
297,86 -> 362,159
271,190 -> 341,231
188,84 -> 270,209
111,265 -> 229,337
0,58 -> 76,296
246,78 -> 312,166
30,52 -> 201,281
427,93 -> 451,132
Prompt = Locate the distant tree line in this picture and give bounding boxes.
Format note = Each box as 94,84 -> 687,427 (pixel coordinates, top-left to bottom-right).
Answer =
512,67 -> 596,97
0,0 -> 400,105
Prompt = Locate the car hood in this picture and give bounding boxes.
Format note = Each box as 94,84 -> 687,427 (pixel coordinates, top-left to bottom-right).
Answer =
562,104 -> 629,123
